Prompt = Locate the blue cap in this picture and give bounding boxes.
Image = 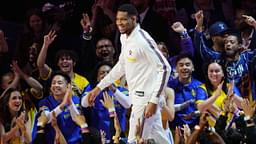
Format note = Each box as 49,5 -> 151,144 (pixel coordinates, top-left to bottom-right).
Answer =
208,21 -> 228,36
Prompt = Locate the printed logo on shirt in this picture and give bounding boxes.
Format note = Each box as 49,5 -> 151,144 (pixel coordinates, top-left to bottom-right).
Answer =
226,64 -> 244,79
127,57 -> 137,62
129,50 -> 132,55
127,50 -> 137,62
135,91 -> 144,97
191,89 -> 195,97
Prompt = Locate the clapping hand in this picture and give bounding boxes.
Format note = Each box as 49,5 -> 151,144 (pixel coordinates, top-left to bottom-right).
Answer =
16,111 -> 26,133
214,81 -> 224,98
60,84 -> 72,109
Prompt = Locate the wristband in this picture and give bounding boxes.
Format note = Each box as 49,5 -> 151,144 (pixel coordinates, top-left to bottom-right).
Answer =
108,107 -> 115,113
81,127 -> 89,133
108,107 -> 116,117
82,27 -> 93,40
180,30 -> 189,39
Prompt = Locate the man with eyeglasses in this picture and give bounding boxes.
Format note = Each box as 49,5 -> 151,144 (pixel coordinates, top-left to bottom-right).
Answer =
96,38 -> 116,65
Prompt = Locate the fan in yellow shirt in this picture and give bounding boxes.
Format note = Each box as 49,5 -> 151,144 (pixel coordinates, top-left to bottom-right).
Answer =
196,62 -> 243,127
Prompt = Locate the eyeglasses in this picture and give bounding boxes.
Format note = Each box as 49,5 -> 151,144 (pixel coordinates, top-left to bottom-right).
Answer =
96,44 -> 112,49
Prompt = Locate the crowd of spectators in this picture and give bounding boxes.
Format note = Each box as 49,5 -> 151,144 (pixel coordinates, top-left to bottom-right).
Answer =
1,0 -> 256,143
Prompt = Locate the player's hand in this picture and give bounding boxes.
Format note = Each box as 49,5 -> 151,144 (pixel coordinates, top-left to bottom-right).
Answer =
87,87 -> 101,106
144,102 -> 157,118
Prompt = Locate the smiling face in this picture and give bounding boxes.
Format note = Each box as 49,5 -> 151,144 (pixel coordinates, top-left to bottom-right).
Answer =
50,75 -> 68,97
116,11 -> 136,35
208,63 -> 224,86
96,39 -> 115,61
176,58 -> 194,83
8,91 -> 22,114
57,55 -> 75,74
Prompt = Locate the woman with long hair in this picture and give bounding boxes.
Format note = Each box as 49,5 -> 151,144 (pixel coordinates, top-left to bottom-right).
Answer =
197,61 -> 243,127
0,88 -> 31,143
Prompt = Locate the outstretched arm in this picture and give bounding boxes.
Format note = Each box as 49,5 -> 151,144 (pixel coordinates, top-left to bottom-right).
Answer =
80,13 -> 93,40
12,61 -> 43,95
172,21 -> 194,57
37,30 -> 57,79
88,53 -> 126,105
193,10 -> 221,60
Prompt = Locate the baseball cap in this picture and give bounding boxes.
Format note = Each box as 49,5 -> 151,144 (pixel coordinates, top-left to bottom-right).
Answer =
208,21 -> 229,36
